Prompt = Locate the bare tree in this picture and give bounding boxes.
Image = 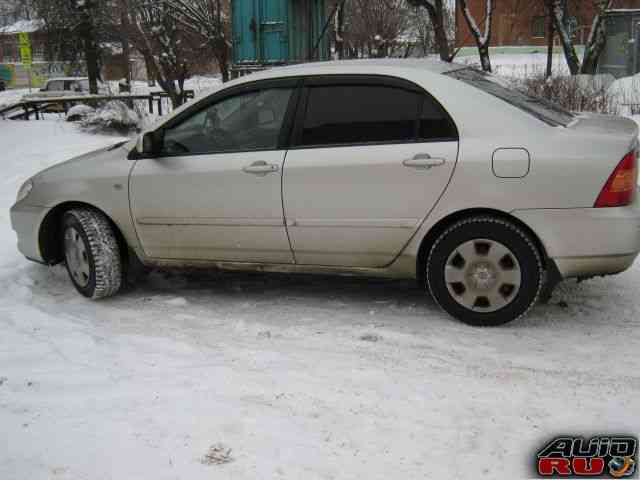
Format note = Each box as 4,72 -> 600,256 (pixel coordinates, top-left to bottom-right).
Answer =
0,0 -> 34,26
166,0 -> 231,82
552,0 -> 613,75
345,0 -> 410,58
405,0 -> 454,62
33,0 -> 114,93
458,0 -> 494,72
120,0 -> 199,107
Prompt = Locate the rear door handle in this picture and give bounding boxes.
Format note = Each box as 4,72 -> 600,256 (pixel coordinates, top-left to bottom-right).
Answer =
242,160 -> 280,175
403,154 -> 446,169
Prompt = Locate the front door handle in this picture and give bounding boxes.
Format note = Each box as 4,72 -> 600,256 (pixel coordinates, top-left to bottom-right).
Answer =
242,161 -> 279,175
403,154 -> 446,169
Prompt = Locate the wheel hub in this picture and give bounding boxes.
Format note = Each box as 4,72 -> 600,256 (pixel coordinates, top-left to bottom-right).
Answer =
467,262 -> 498,291
64,227 -> 91,288
444,238 -> 522,313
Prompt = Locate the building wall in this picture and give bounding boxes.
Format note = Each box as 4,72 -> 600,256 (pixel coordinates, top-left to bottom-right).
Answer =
455,0 -> 640,48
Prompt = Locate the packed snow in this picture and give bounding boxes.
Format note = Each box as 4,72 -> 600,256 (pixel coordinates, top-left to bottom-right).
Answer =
1,61 -> 640,479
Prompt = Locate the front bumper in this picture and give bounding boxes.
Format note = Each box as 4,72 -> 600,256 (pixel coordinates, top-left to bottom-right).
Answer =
513,199 -> 640,279
10,202 -> 50,263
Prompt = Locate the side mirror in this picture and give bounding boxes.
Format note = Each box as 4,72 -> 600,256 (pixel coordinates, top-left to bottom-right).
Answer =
134,131 -> 163,158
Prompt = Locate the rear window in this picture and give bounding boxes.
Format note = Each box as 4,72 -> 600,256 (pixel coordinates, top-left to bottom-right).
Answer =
446,68 -> 575,127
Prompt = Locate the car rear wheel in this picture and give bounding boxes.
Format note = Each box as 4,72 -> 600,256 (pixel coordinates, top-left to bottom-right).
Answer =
426,216 -> 543,326
62,208 -> 123,299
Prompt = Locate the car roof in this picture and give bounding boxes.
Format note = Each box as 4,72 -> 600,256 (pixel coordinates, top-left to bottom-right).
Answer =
232,59 -> 467,85
273,58 -> 465,74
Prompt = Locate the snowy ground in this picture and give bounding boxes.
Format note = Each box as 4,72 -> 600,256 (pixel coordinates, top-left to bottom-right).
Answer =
1,63 -> 640,479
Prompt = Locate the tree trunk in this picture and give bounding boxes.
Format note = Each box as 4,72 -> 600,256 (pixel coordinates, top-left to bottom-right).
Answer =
83,22 -> 99,94
581,1 -> 613,74
121,10 -> 132,85
335,0 -> 345,60
216,43 -> 230,83
459,0 -> 493,72
546,1 -> 554,78
425,0 -> 453,62
551,0 -> 580,75
479,44 -> 492,72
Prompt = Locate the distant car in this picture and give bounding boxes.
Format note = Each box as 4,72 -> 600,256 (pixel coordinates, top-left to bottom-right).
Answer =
10,60 -> 640,326
39,77 -> 106,94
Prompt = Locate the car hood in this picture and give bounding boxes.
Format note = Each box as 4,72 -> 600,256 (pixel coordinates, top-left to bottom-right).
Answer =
33,141 -> 129,182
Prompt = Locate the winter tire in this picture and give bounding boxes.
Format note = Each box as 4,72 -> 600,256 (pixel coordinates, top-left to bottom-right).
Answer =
62,208 -> 123,299
426,216 -> 543,327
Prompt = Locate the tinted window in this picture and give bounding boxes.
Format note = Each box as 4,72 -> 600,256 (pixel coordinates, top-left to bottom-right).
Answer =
420,96 -> 458,141
300,85 -> 420,146
162,88 -> 293,155
446,68 -> 575,127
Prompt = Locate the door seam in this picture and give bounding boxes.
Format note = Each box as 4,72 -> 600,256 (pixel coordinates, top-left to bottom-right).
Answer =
281,149 -> 297,264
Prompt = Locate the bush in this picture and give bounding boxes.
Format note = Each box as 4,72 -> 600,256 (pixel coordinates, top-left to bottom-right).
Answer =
81,101 -> 140,133
514,73 -> 619,115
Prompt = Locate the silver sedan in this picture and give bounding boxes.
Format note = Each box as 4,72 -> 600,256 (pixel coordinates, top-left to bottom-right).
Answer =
10,59 -> 640,326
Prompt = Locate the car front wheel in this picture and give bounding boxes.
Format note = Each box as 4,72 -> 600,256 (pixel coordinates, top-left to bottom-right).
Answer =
426,216 -> 543,326
62,208 -> 123,299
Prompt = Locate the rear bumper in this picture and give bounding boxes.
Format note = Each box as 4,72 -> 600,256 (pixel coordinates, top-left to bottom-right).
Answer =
513,199 -> 640,279
10,202 -> 50,263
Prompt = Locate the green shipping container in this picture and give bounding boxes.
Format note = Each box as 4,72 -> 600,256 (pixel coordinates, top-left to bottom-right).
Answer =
232,0 -> 329,74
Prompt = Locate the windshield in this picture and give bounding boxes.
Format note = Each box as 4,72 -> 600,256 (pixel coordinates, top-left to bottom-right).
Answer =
446,68 -> 575,127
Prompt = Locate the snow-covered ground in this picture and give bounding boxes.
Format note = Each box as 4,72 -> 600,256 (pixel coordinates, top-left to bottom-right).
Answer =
2,64 -> 640,480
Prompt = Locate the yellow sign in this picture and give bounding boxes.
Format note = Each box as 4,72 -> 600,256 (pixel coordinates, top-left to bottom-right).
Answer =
20,46 -> 32,65
18,32 -> 31,48
18,33 -> 32,66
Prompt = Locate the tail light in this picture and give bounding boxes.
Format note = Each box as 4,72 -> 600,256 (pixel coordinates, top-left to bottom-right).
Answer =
594,150 -> 638,208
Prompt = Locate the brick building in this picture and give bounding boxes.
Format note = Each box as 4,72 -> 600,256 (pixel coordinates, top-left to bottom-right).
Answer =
456,0 -> 640,47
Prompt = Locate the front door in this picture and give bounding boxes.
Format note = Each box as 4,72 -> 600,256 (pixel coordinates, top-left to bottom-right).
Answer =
282,78 -> 459,267
130,85 -> 296,263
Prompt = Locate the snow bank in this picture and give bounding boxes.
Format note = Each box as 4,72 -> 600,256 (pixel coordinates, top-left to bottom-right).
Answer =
66,104 -> 95,121
81,101 -> 140,133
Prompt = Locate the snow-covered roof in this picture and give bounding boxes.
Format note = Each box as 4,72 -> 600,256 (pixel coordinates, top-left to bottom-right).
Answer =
0,19 -> 44,35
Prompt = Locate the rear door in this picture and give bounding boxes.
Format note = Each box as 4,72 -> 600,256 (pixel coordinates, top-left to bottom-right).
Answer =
282,76 -> 459,267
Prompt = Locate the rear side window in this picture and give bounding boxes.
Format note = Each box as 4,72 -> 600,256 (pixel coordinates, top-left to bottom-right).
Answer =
300,85 -> 419,146
420,96 -> 458,141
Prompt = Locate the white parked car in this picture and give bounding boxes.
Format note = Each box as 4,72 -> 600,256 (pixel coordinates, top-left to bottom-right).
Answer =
20,77 -> 108,102
10,60 -> 640,326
